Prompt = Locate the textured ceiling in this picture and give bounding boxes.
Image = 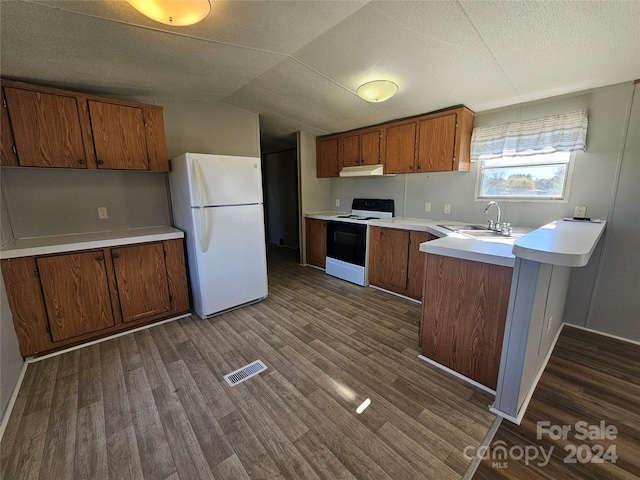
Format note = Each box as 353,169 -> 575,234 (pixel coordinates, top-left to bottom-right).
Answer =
1,0 -> 639,149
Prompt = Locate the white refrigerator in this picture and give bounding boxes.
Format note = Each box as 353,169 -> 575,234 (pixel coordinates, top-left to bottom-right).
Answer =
169,153 -> 268,319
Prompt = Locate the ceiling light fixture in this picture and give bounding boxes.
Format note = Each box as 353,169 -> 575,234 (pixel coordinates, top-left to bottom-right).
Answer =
125,0 -> 211,27
356,80 -> 398,103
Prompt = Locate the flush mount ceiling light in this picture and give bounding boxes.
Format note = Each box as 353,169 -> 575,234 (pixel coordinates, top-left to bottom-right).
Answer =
126,0 -> 211,26
356,80 -> 399,103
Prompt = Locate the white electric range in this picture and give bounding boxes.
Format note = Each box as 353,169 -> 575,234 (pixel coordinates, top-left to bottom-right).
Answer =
324,198 -> 394,286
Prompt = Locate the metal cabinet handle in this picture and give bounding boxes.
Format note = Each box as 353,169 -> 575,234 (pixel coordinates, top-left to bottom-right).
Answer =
97,160 -> 104,165
78,159 -> 86,165
112,253 -> 120,259
96,255 -> 104,261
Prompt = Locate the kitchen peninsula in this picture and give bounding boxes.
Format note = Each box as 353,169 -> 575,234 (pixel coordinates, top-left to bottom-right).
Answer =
419,219 -> 606,423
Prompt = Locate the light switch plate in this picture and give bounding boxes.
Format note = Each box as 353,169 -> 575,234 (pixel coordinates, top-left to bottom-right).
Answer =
98,207 -> 108,219
444,204 -> 451,214
424,202 -> 431,212
335,199 -> 340,207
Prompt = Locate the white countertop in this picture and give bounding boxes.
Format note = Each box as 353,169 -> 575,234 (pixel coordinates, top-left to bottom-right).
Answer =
304,211 -> 606,268
513,219 -> 606,267
0,226 -> 184,259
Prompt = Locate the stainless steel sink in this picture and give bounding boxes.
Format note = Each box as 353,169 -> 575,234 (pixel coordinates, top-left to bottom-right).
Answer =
437,224 -> 489,232
438,224 -> 517,239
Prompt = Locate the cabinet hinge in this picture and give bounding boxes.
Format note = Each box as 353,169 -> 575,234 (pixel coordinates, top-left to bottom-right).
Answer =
34,267 -> 39,278
456,122 -> 458,129
45,324 -> 50,334
452,156 -> 456,163
12,145 -> 17,156
163,249 -> 167,258
169,295 -> 173,303
408,238 -> 411,245
2,97 -> 6,108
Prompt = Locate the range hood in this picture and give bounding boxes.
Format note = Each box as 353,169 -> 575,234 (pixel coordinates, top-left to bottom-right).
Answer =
339,165 -> 385,177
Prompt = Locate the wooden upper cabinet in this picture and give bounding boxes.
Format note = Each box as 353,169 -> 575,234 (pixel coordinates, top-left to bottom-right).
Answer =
417,107 -> 474,172
341,133 -> 360,167
317,136 -> 340,177
36,250 -> 115,342
111,242 -> 171,323
4,87 -> 87,168
1,89 -> 18,167
89,101 -> 149,170
360,128 -> 382,165
316,105 -> 473,176
384,121 -> 417,174
417,113 -> 456,172
0,79 -> 169,172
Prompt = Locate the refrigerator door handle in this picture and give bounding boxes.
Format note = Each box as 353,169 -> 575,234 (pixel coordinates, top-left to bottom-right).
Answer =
193,159 -> 209,253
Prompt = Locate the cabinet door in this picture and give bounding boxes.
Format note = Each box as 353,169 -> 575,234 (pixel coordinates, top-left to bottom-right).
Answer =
4,87 -> 87,168
377,228 -> 410,290
111,242 -> 172,323
406,231 -> 435,299
305,218 -> 326,268
88,100 -> 149,170
360,129 -> 382,165
316,136 -> 340,177
1,88 -> 18,166
384,122 -> 416,174
341,133 -> 360,167
37,251 -> 115,342
417,114 -> 457,172
144,107 -> 169,172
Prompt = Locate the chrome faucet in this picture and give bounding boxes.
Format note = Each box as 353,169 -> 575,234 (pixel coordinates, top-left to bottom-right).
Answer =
484,201 -> 501,231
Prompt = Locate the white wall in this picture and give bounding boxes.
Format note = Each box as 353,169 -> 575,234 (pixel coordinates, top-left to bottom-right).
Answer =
298,131 -> 330,263
330,82 -> 638,341
0,270 -> 23,424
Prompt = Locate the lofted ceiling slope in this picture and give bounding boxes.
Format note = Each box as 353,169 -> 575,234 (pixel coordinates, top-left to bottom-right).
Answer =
1,0 -> 639,149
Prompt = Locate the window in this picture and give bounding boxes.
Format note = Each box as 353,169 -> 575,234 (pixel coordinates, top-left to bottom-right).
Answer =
477,150 -> 573,200
471,109 -> 587,201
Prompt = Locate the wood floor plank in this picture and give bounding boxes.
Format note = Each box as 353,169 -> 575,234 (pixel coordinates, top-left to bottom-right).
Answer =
165,359 -> 235,468
1,409 -> 50,480
38,373 -> 79,480
124,366 -> 176,480
23,356 -> 59,415
105,425 -> 144,480
133,329 -> 173,390
218,410 -> 284,480
78,344 -> 103,409
151,383 -> 215,480
74,400 -> 108,480
100,340 -> 132,436
294,431 -> 358,480
214,454 -> 251,480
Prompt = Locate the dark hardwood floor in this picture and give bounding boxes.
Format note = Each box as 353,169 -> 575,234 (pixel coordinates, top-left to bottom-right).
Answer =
1,245 -> 496,479
474,325 -> 640,479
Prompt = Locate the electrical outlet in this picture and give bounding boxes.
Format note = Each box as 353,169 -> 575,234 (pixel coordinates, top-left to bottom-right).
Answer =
424,202 -> 431,213
574,206 -> 587,218
97,207 -> 108,219
335,199 -> 340,207
444,204 -> 451,214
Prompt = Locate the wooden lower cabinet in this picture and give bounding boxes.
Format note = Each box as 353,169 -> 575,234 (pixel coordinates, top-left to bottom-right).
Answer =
1,238 -> 189,357
368,226 -> 435,300
420,254 -> 512,390
305,218 -> 326,268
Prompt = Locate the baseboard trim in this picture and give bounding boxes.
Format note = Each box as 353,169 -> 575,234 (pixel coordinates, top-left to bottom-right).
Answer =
566,323 -> 640,346
26,313 -> 192,364
418,355 -> 496,395
0,360 -> 28,443
369,285 -> 421,304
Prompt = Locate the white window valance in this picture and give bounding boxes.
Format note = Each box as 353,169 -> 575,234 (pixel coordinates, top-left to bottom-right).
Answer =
470,109 -> 588,162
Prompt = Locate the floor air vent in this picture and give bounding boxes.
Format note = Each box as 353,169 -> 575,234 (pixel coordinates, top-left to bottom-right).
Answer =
223,360 -> 268,387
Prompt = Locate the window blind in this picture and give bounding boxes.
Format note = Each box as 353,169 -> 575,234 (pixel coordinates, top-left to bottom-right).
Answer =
470,109 -> 588,162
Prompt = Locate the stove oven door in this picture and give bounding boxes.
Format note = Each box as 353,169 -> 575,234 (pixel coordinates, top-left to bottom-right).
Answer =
326,221 -> 367,266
